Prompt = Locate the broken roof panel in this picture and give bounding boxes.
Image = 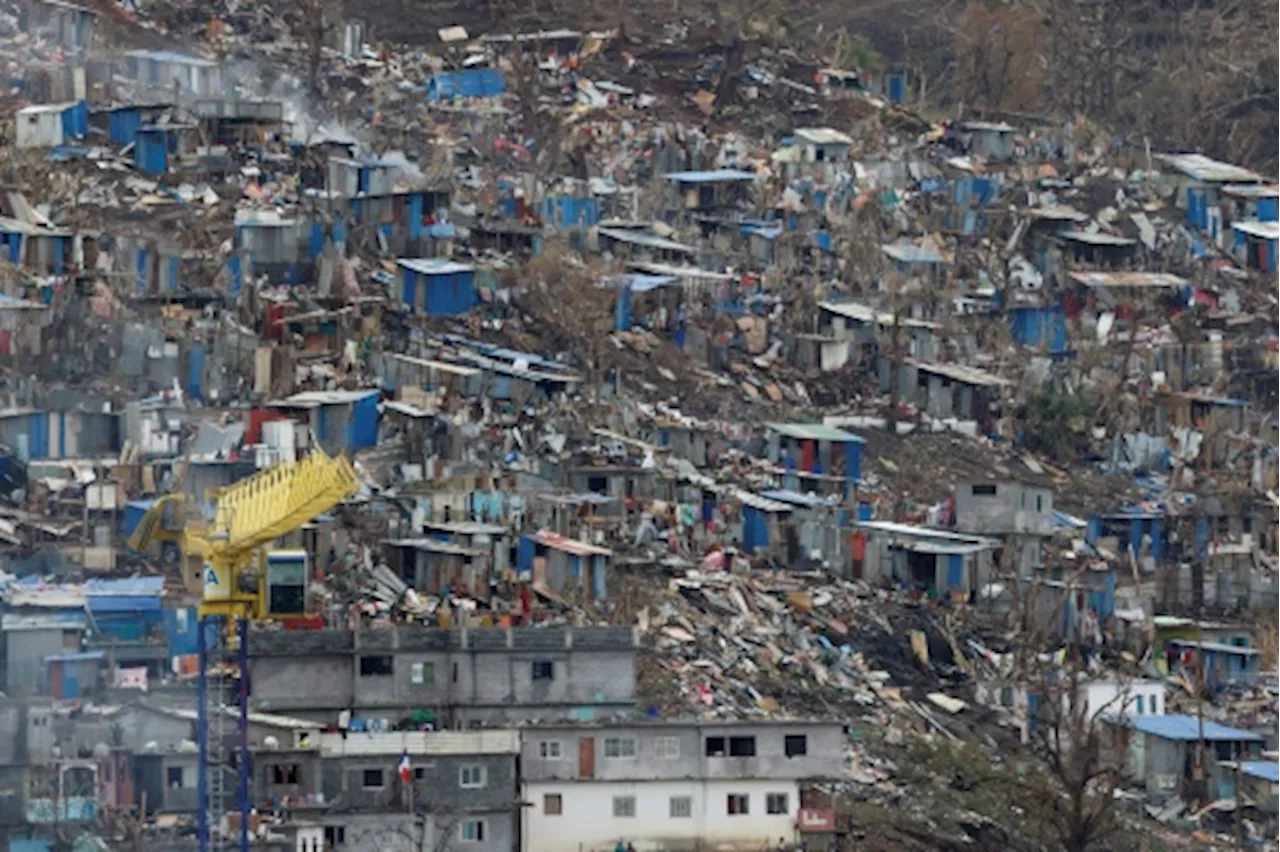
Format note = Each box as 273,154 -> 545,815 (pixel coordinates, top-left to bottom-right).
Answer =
1057,231 -> 1136,246
530,530 -> 613,557
794,128 -> 853,146
1156,153 -> 1264,184
663,169 -> 757,183
1068,271 -> 1189,288
907,359 -> 1013,388
1231,220 -> 1280,240
881,241 -> 947,264
124,49 -> 218,67
597,227 -> 695,254
767,423 -> 865,442
397,258 -> 476,276
818,301 -> 941,329
1221,183 -> 1280,199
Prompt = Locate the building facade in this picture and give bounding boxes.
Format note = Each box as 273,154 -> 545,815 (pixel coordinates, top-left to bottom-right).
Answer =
247,626 -> 639,726
519,721 -> 845,852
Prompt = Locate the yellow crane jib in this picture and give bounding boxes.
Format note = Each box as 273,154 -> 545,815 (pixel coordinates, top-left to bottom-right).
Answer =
198,448 -> 360,620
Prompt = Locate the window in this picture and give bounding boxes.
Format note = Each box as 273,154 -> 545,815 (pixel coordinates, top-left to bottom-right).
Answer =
359,655 -> 393,676
543,793 -> 563,815
669,796 -> 692,818
1136,695 -> 1145,715
604,737 -> 637,759
324,826 -> 346,846
1036,495 -> 1043,512
270,764 -> 300,784
613,796 -> 636,818
999,685 -> 1014,707
414,767 -> 426,781
166,766 -> 184,789
362,769 -> 384,789
766,793 -> 789,815
726,794 -> 749,815
452,662 -> 459,683
654,736 -> 681,759
728,736 -> 756,757
459,820 -> 485,842
459,765 -> 487,789
972,484 -> 998,496
705,736 -> 726,757
532,660 -> 555,681
539,740 -> 563,760
784,735 -> 807,757
410,661 -> 434,684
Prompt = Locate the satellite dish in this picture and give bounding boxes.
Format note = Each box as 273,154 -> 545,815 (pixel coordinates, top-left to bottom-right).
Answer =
263,735 -> 280,750
92,742 -> 110,760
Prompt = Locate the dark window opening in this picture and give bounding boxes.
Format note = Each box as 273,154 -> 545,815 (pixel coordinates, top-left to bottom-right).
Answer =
972,484 -> 998,496
166,767 -> 184,789
728,736 -> 756,757
587,475 -> 608,494
726,793 -> 749,815
362,769 -> 384,788
270,764 -> 300,785
359,655 -> 393,676
705,736 -> 726,757
532,660 -> 554,681
784,735 -> 807,757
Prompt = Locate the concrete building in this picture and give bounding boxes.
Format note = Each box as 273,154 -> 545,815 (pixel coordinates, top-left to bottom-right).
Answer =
520,720 -> 845,852
954,479 -> 1055,573
256,729 -> 519,852
246,625 -> 639,726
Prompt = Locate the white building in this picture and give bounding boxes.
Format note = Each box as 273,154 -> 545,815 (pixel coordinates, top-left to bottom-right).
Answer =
1081,678 -> 1166,720
520,721 -> 845,852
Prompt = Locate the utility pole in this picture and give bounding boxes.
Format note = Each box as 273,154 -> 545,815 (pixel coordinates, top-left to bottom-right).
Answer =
1234,751 -> 1243,849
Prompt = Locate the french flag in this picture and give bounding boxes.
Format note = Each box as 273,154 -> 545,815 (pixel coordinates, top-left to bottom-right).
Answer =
398,751 -> 412,784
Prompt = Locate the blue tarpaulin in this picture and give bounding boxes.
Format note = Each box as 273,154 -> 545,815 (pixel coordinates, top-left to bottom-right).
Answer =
426,69 -> 506,101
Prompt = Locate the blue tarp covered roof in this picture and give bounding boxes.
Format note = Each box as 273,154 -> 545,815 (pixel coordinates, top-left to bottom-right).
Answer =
1242,761 -> 1280,783
85,576 -> 165,613
1127,714 -> 1263,742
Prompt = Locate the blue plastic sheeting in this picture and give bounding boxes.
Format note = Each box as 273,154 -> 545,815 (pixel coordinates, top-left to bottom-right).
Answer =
134,128 -> 169,175
108,107 -> 142,145
1008,305 -> 1068,354
347,393 -> 380,450
85,576 -> 164,612
426,69 -> 506,100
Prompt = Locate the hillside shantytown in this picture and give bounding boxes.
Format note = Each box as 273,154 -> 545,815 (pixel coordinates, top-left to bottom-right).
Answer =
0,0 -> 1274,850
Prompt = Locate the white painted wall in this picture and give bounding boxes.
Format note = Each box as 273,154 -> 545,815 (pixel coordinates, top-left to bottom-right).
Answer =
1082,680 -> 1165,720
523,779 -> 801,852
15,109 -> 64,148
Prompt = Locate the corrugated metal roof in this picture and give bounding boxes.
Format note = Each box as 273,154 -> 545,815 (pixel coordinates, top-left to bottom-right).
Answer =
384,538 -> 484,556
1058,231 -> 1136,246
907,359 -> 1013,388
663,169 -> 757,183
1241,761 -> 1280,783
597,227 -> 695,254
761,490 -> 838,508
1156,153 -> 1263,184
276,389 -> 379,407
1232,220 -> 1280,240
1221,184 -> 1280,199
397,258 -> 476,276
794,127 -> 853,146
1068,271 -> 1188,288
1128,714 -> 1263,742
1168,639 -> 1261,656
530,530 -> 613,557
881,241 -> 948,264
767,422 -> 865,442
